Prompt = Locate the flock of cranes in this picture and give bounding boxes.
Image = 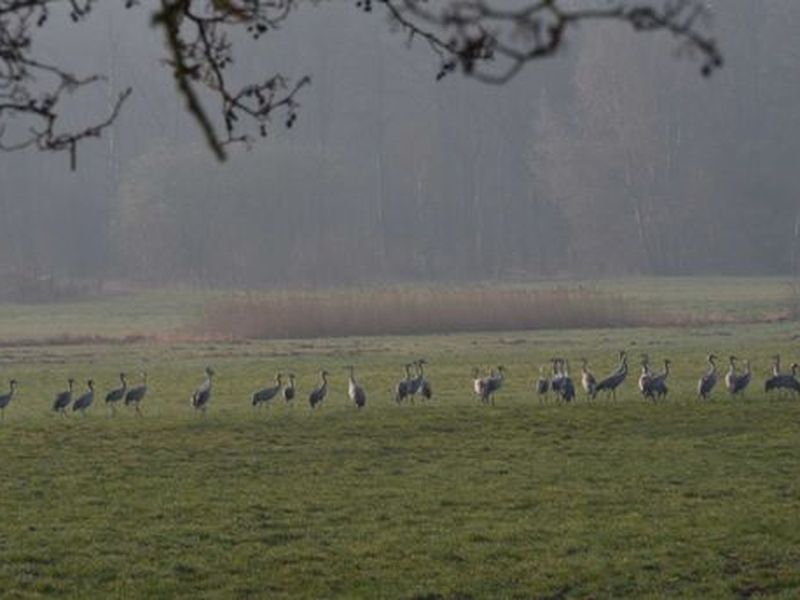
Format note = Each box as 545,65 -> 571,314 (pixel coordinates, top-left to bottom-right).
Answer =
0,351 -> 799,422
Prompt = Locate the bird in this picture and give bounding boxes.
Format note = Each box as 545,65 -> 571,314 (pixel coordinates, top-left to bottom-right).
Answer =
252,373 -> 282,408
394,363 -> 413,404
406,359 -> 426,401
416,359 -> 433,401
0,379 -> 18,422
549,358 -> 565,397
765,362 -> 800,395
105,372 -> 127,416
191,366 -> 214,414
647,359 -> 671,400
724,356 -> 738,394
347,366 -> 366,409
558,360 -> 575,403
124,371 -> 148,416
484,365 -> 505,405
580,358 -> 596,399
283,373 -> 296,405
638,355 -> 653,399
72,379 -> 95,416
594,350 -> 628,399
730,359 -> 751,396
53,378 -> 75,417
309,370 -> 329,410
473,367 -> 490,404
697,354 -> 718,399
535,365 -> 549,402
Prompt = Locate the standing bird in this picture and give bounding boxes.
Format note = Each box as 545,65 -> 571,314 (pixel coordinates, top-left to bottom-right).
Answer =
549,359 -> 565,397
347,366 -> 366,409
731,359 -> 751,397
252,373 -> 283,408
0,379 -> 18,422
647,359 -> 671,400
309,370 -> 329,410
594,351 -> 628,399
394,363 -> 413,404
191,367 -> 215,414
580,358 -> 596,400
638,355 -> 653,399
72,380 -> 95,416
124,371 -> 148,416
416,359 -> 433,401
53,378 -> 75,417
559,360 -> 575,403
473,367 -> 490,404
697,354 -> 718,400
484,366 -> 506,405
105,372 -> 127,416
724,356 -> 738,394
536,365 -> 550,403
283,373 -> 296,405
406,359 -> 426,401
765,362 -> 800,395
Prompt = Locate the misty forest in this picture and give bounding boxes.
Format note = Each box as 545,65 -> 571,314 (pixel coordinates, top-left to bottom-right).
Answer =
1,0 -> 798,297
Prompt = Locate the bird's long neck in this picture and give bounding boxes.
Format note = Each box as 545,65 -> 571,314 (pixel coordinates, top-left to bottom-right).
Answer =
708,357 -> 716,374
664,361 -> 670,376
743,360 -> 750,375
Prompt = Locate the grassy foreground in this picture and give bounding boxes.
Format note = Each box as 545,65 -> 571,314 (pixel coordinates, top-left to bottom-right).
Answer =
1,321 -> 800,598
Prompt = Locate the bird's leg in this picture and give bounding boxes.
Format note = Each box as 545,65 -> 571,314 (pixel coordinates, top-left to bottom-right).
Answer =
136,405 -> 143,417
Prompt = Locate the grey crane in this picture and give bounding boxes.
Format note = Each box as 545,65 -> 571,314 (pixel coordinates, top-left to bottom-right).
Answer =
417,359 -> 433,401
473,367 -> 490,403
594,350 -> 628,399
536,365 -> 549,403
559,360 -> 575,403
347,366 -> 366,409
484,365 -> 506,406
646,359 -> 671,400
724,356 -> 738,394
283,373 -> 296,405
53,378 -> 75,417
637,355 -> 652,399
730,359 -> 751,396
72,379 -> 95,416
124,371 -> 148,416
309,370 -> 329,410
549,358 -> 565,397
580,358 -> 596,400
105,372 -> 127,416
697,354 -> 718,399
252,373 -> 282,408
394,363 -> 413,404
406,359 -> 427,401
0,379 -> 18,422
765,362 -> 800,395
191,367 -> 214,414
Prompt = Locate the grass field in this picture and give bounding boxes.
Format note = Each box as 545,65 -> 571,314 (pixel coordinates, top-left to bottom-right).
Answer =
1,281 -> 800,597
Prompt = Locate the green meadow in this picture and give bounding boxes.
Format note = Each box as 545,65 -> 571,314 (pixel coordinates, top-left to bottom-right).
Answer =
1,279 -> 800,598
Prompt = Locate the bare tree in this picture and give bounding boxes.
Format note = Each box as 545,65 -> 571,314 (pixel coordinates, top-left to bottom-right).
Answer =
1,0 -> 722,166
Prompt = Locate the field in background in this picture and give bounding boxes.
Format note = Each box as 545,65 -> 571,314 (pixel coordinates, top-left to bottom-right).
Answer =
1,279 -> 800,597
0,277 -> 796,343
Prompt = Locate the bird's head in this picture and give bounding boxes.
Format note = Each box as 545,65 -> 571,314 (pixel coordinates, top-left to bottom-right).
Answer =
9,379 -> 18,390
729,355 -> 737,363
68,377 -> 75,387
87,379 -> 95,389
119,372 -> 127,381
321,369 -> 330,377
276,372 -> 283,383
205,367 -> 215,377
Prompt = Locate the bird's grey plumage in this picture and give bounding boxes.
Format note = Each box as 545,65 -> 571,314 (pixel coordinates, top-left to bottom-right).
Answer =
395,363 -> 413,404
0,379 -> 18,421
484,366 -> 505,405
416,360 -> 432,401
347,366 -> 366,409
730,359 -> 751,396
105,372 -> 127,415
53,378 -> 75,416
192,367 -> 214,412
697,354 -> 718,399
72,380 -> 95,415
558,361 -> 575,403
283,373 -> 296,404
252,373 -> 282,407
309,370 -> 329,409
646,359 -> 671,400
594,351 -> 628,399
765,363 -> 800,394
124,371 -> 148,416
536,365 -> 550,402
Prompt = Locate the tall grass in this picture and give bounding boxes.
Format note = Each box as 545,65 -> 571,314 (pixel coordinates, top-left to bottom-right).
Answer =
196,287 -> 651,339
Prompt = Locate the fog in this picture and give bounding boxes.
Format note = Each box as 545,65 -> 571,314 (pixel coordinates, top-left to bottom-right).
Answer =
1,1 -> 799,298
